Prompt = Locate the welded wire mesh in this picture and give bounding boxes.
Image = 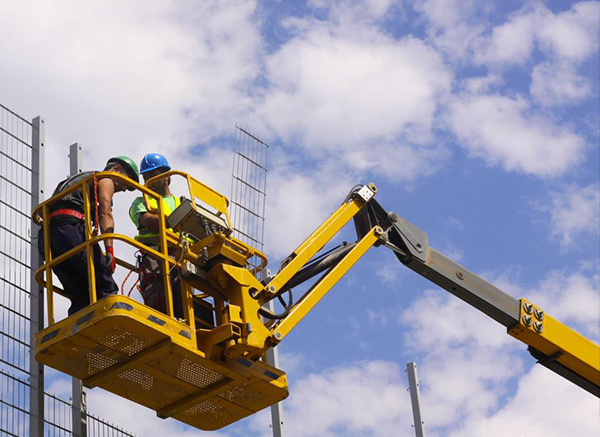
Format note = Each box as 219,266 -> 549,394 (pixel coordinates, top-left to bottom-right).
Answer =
0,103 -> 137,437
230,126 -> 269,269
43,392 -> 138,437
0,103 -> 33,381
0,370 -> 28,437
87,412 -> 138,437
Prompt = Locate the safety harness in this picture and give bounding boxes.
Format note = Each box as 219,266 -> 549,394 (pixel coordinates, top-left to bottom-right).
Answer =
49,172 -> 101,236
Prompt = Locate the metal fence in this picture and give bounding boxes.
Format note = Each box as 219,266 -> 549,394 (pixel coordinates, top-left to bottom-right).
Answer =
230,126 -> 269,268
0,103 -> 136,437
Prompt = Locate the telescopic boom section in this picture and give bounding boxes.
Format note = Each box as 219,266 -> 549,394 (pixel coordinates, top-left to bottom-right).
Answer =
352,198 -> 600,398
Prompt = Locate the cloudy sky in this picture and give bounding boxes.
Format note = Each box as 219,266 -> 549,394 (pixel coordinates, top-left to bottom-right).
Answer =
1,0 -> 599,435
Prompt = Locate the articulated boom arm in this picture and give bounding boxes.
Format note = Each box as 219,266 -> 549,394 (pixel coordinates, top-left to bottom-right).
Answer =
249,184 -> 600,398
354,196 -> 600,398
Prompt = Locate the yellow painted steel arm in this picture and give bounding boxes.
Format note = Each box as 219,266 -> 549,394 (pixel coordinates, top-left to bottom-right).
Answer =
509,299 -> 600,391
258,184 -> 377,304
270,226 -> 383,343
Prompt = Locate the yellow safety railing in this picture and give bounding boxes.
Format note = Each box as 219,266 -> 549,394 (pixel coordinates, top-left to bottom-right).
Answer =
142,170 -> 267,273
32,172 -> 186,325
33,170 -> 268,328
143,170 -> 233,230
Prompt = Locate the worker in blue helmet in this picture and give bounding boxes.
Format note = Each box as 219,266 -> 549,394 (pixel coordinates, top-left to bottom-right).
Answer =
129,153 -> 184,319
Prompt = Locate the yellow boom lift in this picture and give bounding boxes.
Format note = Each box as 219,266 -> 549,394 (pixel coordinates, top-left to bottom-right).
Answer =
33,171 -> 600,431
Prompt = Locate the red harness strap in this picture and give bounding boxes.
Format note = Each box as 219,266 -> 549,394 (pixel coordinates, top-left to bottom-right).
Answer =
49,209 -> 85,220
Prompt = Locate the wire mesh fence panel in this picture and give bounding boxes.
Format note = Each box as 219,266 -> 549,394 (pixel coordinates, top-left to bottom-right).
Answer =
87,413 -> 138,437
0,103 -> 138,437
0,107 -> 34,437
230,126 -> 269,270
44,393 -> 72,437
0,371 -> 28,437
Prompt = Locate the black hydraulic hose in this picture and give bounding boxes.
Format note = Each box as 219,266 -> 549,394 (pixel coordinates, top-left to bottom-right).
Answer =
258,287 -> 293,320
259,242 -> 358,320
343,184 -> 363,204
259,186 -> 364,321
279,241 -> 357,294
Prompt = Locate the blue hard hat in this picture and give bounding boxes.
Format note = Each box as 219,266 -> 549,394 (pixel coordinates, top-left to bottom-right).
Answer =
139,153 -> 171,174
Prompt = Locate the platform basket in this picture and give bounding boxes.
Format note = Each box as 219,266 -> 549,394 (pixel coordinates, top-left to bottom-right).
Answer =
35,295 -> 288,431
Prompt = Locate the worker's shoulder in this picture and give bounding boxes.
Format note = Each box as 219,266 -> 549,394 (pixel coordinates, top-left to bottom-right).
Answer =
129,196 -> 146,211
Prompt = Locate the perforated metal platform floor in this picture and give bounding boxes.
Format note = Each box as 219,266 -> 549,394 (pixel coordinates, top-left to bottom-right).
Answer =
35,295 -> 288,430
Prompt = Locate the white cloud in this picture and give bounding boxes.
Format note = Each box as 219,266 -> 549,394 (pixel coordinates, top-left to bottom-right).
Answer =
256,11 -> 453,182
374,255 -> 405,284
414,1 -> 597,179
400,289 -> 522,428
308,0 -> 397,23
462,74 -> 504,94
537,1 -> 600,62
448,365 -> 600,437
402,290 -> 515,353
249,360 -> 412,437
474,2 -> 600,66
447,92 -> 586,177
530,61 -> 592,106
528,265 -> 600,340
469,2 -> 599,107
474,6 -> 543,65
412,0 -> 487,59
416,0 -> 599,116
262,155 -> 356,258
276,350 -> 310,376
399,264 -> 600,434
544,183 -> 600,248
0,0 -> 263,192
86,388 -> 230,437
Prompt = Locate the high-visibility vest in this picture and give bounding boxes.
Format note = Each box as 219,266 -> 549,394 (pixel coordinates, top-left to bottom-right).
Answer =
132,195 -> 182,244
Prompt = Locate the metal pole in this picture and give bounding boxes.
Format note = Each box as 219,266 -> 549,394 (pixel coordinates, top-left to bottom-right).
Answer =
29,116 -> 45,437
406,362 -> 427,437
69,143 -> 88,437
70,142 -> 83,177
266,300 -> 285,437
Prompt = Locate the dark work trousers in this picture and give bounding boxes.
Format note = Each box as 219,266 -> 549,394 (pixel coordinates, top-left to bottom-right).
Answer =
38,222 -> 118,316
139,248 -> 184,320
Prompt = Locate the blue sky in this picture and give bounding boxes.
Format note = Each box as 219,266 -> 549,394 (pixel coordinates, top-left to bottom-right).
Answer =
0,0 -> 599,436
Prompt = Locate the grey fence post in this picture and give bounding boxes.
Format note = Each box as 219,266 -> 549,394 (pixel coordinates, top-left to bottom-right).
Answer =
406,362 -> 427,437
266,301 -> 285,437
69,143 -> 88,437
29,116 -> 45,437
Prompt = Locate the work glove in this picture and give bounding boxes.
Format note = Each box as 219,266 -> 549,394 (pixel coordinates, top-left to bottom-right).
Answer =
105,246 -> 116,274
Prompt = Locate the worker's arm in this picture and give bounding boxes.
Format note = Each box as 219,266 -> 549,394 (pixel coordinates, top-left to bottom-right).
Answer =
139,212 -> 160,232
97,178 -> 115,250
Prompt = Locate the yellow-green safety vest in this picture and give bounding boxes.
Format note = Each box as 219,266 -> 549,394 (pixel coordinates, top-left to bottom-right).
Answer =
132,195 -> 182,243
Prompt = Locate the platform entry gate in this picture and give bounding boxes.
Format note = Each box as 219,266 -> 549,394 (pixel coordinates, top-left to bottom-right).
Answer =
0,103 -> 137,437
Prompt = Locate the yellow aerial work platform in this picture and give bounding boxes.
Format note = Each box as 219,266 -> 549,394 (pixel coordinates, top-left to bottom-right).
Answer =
35,170 -> 599,431
35,295 -> 287,430
33,171 -> 311,430
34,172 -> 381,430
